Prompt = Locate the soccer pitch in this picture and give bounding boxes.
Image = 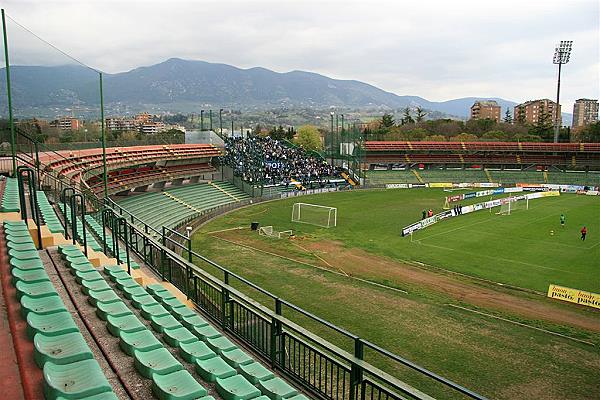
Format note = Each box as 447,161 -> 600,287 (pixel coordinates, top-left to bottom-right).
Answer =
203,188 -> 600,293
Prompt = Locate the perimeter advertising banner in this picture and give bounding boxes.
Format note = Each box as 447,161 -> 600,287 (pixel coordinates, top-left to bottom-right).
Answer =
547,285 -> 600,309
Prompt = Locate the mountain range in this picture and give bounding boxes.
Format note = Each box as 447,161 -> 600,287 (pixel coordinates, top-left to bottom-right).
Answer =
0,57 -> 562,122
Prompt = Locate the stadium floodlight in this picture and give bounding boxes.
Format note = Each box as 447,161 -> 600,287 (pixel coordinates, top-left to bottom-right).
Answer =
552,40 -> 573,143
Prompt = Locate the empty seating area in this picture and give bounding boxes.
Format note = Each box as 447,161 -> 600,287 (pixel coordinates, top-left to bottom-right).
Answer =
418,169 -> 489,183
364,141 -> 600,169
546,171 -> 600,186
116,182 -> 250,232
86,163 -> 216,196
486,170 -> 545,184
1,177 -> 20,212
1,221 -> 119,399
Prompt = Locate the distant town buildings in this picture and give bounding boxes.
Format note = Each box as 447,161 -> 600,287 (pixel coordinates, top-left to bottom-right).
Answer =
105,112 -> 170,134
572,99 -> 598,128
470,100 -> 501,122
513,99 -> 561,126
50,117 -> 80,131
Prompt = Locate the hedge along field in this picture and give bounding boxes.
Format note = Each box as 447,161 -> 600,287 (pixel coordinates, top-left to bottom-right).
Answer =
199,188 -> 600,293
191,188 -> 600,400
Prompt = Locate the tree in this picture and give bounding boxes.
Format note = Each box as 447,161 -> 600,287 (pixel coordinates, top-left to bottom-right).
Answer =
381,113 -> 395,128
578,122 -> 600,143
294,125 -> 322,151
503,109 -> 513,124
401,107 -> 414,125
530,103 -> 553,140
415,107 -> 426,122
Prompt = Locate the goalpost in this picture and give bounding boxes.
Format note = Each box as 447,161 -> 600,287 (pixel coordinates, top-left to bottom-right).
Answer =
496,197 -> 529,215
258,226 -> 293,239
291,203 -> 337,228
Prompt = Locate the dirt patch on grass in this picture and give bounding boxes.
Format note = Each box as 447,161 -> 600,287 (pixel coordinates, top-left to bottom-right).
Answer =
213,230 -> 600,333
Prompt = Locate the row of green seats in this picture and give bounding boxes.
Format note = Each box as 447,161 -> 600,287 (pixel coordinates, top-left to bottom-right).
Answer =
143,283 -> 307,400
3,221 -> 117,400
60,246 -> 210,400
84,215 -> 140,270
1,177 -> 20,212
36,191 -> 64,234
58,203 -> 102,252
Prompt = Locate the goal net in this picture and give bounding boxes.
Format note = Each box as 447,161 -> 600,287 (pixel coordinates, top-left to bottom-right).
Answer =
258,226 -> 293,239
496,197 -> 529,215
291,203 -> 337,228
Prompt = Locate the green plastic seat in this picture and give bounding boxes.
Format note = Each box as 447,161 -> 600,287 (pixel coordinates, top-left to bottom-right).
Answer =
179,340 -> 217,363
60,248 -> 84,258
27,311 -> 78,339
169,306 -> 196,322
192,324 -> 222,341
163,326 -> 197,347
206,336 -> 238,354
195,357 -> 237,382
75,270 -> 103,284
123,285 -> 147,300
146,283 -> 168,296
55,393 -> 118,400
43,359 -> 112,400
11,268 -> 49,285
133,347 -> 183,379
131,294 -> 160,309
33,332 -> 92,368
286,395 -> 309,400
106,314 -> 146,337
221,348 -> 254,369
239,362 -> 275,384
257,378 -> 298,400
181,314 -> 209,330
153,290 -> 176,302
7,241 -> 37,251
161,297 -> 185,311
57,244 -> 79,252
108,269 -> 130,282
115,277 -> 138,291
102,264 -> 124,275
9,249 -> 40,261
88,289 -> 121,307
151,369 -> 207,400
65,254 -> 90,265
9,257 -> 44,271
69,262 -> 95,275
141,302 -> 170,320
151,314 -> 182,333
119,329 -> 162,356
96,301 -> 133,320
81,279 -> 111,295
20,295 -> 65,318
15,280 -> 56,300
216,375 -> 262,400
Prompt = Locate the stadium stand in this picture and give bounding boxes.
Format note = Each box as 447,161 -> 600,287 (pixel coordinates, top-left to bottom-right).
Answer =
116,181 -> 250,231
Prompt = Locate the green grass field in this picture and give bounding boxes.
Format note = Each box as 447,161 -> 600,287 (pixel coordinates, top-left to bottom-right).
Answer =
192,188 -> 600,400
202,188 -> 600,293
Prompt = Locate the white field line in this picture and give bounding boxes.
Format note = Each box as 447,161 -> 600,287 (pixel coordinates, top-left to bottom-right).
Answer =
209,234 -> 409,295
446,304 -> 596,347
290,241 -> 349,277
203,226 -> 247,235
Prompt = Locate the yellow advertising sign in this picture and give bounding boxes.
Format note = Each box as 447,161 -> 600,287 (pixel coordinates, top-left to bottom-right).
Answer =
547,284 -> 600,309
540,191 -> 560,197
428,182 -> 453,188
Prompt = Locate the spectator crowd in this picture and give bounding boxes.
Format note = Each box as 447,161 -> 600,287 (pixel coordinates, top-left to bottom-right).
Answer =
223,136 -> 341,187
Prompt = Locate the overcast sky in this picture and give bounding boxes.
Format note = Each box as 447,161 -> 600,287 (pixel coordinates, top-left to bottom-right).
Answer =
3,0 -> 599,110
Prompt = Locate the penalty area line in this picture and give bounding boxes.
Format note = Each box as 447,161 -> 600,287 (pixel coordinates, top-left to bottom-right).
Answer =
446,304 -> 596,347
209,234 -> 409,295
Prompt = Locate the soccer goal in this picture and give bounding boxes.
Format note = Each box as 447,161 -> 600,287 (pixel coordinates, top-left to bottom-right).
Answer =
496,197 -> 529,215
258,226 -> 293,239
291,203 -> 337,228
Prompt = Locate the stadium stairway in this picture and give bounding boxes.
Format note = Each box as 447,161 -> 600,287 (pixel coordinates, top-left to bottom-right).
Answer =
411,170 -> 424,183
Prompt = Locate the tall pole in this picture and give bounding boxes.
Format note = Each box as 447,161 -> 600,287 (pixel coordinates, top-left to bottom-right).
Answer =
2,9 -> 16,176
209,110 -> 213,131
330,112 -> 334,165
100,72 -> 108,198
341,114 -> 345,161
554,62 -> 562,143
231,112 -> 234,137
219,109 -> 223,137
200,110 -> 204,131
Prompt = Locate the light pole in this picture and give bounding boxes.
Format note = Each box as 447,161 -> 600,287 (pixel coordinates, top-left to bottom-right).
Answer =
219,109 -> 223,137
330,112 -> 334,165
552,40 -> 572,143
340,114 -> 345,163
200,110 -> 204,131
209,110 -> 213,131
231,111 -> 234,137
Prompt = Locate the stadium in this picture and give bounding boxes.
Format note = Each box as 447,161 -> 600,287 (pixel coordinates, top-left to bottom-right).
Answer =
0,6 -> 599,400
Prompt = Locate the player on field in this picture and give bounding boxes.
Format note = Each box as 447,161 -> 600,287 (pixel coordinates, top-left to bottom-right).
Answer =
580,226 -> 587,241
560,214 -> 565,227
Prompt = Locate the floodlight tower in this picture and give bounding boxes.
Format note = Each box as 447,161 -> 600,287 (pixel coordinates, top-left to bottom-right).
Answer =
552,40 -> 572,143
